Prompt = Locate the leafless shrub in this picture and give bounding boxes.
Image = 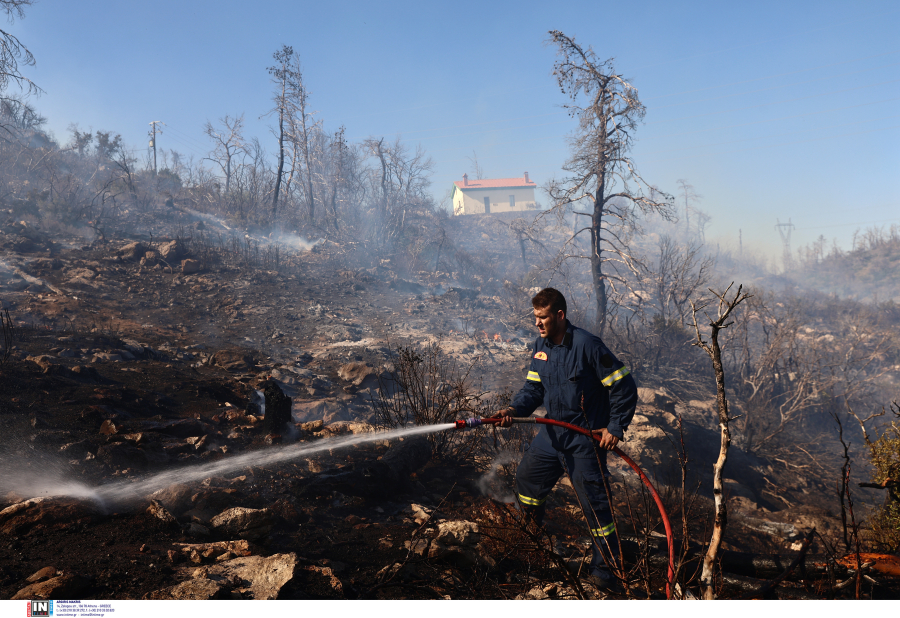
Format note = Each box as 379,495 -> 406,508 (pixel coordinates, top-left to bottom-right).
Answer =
372,342 -> 501,460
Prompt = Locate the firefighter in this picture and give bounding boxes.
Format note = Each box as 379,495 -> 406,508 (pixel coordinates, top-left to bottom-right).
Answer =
495,287 -> 637,591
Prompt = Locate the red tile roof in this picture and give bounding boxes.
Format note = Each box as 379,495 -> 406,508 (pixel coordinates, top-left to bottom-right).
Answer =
454,177 -> 536,190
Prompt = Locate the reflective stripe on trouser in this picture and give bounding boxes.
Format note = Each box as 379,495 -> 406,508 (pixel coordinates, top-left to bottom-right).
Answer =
591,522 -> 616,537
518,493 -> 546,507
515,435 -> 617,575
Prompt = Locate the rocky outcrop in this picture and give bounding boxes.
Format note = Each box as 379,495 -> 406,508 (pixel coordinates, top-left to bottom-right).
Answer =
11,573 -> 91,600
0,498 -> 103,536
148,553 -> 300,600
210,507 -> 274,541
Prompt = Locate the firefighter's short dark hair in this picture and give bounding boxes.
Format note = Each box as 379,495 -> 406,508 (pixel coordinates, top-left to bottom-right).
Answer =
532,288 -> 567,316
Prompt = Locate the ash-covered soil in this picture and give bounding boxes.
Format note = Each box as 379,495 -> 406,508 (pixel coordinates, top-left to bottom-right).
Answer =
1,215 -> 897,600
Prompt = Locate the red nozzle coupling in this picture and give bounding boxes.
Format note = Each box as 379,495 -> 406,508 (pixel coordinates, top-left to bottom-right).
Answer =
454,418 -> 484,429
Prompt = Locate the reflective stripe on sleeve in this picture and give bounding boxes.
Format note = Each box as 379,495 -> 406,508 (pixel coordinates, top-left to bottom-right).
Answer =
591,522 -> 617,537
518,494 -> 546,506
601,366 -> 630,387
526,371 -> 541,382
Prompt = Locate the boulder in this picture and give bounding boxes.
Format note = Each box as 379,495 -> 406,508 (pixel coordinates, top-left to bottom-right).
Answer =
337,361 -> 377,387
0,498 -> 103,536
182,259 -> 201,274
26,566 -> 58,583
147,499 -> 178,524
426,520 -> 494,567
636,387 -> 676,412
322,421 -> 374,436
182,553 -> 299,600
293,399 -> 349,423
145,578 -> 230,600
210,507 -> 274,541
117,241 -> 148,261
212,348 -> 257,372
12,574 -> 91,600
158,239 -> 186,261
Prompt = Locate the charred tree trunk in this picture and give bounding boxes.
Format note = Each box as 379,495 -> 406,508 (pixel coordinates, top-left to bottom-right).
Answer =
690,283 -> 750,599
272,101 -> 285,219
591,169 -> 607,337
262,379 -> 292,434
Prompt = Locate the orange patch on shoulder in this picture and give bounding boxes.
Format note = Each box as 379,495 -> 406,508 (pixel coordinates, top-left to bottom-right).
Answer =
534,351 -> 548,361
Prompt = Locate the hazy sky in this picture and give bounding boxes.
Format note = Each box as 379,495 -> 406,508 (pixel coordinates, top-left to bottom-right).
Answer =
10,0 -> 900,255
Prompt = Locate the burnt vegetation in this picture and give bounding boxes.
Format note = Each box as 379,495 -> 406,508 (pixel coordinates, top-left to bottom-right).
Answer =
0,10 -> 899,601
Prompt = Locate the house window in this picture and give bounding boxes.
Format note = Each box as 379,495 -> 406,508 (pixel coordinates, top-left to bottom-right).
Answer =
483,196 -> 490,214
509,195 -> 515,209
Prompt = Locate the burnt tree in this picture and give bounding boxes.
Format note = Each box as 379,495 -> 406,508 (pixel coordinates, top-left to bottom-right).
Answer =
690,282 -> 750,600
545,30 -> 673,337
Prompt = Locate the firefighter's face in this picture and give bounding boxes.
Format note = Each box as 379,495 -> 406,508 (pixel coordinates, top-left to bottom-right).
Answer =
534,305 -> 565,341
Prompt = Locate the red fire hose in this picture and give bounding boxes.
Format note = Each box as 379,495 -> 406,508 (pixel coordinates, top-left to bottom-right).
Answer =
455,416 -> 675,599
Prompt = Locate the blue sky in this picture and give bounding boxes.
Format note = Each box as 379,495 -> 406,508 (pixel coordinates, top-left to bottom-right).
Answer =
9,0 -> 900,256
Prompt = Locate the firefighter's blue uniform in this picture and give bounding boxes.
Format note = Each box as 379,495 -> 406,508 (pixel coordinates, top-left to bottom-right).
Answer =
510,320 -> 637,580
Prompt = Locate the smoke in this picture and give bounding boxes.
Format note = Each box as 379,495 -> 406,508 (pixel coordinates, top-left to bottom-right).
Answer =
267,231 -> 324,252
475,449 -> 521,503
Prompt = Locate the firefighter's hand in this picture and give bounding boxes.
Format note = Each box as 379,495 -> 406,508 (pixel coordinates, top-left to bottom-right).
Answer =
490,407 -> 515,428
592,428 -> 619,450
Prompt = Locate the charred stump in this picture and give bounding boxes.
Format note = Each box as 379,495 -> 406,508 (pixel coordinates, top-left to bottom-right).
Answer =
262,379 -> 292,434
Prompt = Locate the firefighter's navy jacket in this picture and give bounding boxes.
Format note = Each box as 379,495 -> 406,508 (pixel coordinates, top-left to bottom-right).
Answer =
510,320 -> 638,457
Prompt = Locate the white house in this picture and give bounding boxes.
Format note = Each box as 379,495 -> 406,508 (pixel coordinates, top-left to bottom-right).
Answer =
452,172 -> 537,215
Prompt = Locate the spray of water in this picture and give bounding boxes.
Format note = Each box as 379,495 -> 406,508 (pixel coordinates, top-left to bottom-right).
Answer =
4,423 -> 456,509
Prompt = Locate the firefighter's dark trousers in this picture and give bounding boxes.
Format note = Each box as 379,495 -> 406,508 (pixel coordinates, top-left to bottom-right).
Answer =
515,436 -> 619,577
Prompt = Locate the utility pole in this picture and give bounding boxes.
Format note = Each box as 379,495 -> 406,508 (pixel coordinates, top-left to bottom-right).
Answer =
148,121 -> 164,176
739,229 -> 743,257
775,218 -> 795,272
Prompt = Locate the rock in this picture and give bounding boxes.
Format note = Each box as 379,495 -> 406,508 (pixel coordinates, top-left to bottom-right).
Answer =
300,419 -> 324,433
145,578 -> 230,600
0,498 -> 103,536
186,553 -> 299,600
182,259 -> 201,274
147,499 -> 178,524
158,239 -> 186,261
118,241 -> 148,261
376,562 -> 417,582
322,421 -> 374,436
435,520 -> 481,546
26,566 -> 58,583
404,503 -> 432,525
262,379 -> 292,433
12,573 -> 91,600
426,520 -> 494,567
70,365 -> 101,380
303,565 -> 344,597
337,361 -> 377,387
211,348 -> 257,372
26,354 -> 56,369
637,387 -> 676,412
99,419 -> 119,435
174,540 -> 252,559
210,507 -> 274,541
293,399 -> 351,424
